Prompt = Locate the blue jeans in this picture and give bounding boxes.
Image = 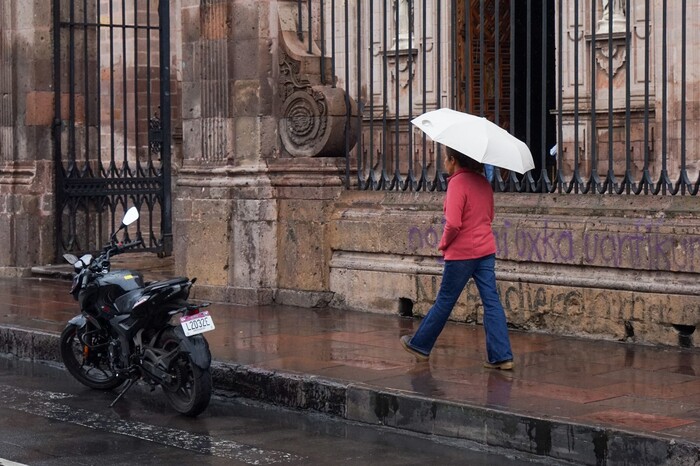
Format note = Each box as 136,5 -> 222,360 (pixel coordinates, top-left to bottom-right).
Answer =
408,254 -> 513,364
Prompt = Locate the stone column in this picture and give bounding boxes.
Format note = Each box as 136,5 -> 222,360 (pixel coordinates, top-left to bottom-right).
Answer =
176,0 -> 280,304
175,0 -> 357,306
0,0 -> 55,275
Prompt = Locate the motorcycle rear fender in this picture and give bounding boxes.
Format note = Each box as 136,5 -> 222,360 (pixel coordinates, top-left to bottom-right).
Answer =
173,326 -> 211,370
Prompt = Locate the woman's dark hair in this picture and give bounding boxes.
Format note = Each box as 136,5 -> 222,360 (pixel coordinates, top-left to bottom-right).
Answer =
446,146 -> 483,173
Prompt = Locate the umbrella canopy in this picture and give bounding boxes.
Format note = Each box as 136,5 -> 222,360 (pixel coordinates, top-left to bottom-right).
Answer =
410,108 -> 535,174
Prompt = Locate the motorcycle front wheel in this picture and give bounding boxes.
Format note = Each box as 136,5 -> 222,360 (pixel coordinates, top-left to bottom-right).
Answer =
60,323 -> 124,390
158,328 -> 212,417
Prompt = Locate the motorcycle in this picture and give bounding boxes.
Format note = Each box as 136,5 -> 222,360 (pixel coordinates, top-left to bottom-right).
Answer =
60,206 -> 215,417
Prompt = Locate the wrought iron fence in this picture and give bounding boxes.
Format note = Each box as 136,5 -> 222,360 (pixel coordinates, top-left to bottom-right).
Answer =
52,0 -> 172,257
297,0 -> 698,195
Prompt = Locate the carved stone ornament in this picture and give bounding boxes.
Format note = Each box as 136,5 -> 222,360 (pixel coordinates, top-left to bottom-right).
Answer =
277,4 -> 357,157
594,35 -> 627,77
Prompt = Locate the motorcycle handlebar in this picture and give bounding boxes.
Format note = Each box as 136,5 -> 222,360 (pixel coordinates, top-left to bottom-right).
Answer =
118,240 -> 143,251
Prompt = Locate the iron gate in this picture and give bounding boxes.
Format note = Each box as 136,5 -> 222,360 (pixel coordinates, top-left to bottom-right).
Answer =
52,0 -> 172,258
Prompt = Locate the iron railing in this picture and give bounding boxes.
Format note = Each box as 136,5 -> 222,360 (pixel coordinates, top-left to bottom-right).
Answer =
297,0 -> 698,195
52,0 -> 172,257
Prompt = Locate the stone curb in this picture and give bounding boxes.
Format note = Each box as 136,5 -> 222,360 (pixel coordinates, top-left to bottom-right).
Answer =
2,324 -> 698,466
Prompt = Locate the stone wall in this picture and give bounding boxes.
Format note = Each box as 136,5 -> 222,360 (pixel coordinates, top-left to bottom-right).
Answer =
328,192 -> 700,347
0,0 -> 55,276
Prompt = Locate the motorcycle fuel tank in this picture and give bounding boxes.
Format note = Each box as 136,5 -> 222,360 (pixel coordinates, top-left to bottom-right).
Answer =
96,270 -> 145,304
97,270 -> 145,291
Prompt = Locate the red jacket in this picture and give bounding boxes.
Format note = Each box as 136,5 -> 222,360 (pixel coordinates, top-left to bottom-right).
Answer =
438,168 -> 497,260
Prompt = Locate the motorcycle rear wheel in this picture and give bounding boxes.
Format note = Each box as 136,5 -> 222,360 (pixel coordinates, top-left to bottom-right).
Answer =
158,328 -> 212,417
60,323 -> 124,390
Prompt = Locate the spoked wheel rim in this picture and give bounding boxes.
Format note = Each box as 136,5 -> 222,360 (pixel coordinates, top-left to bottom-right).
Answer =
60,324 -> 123,390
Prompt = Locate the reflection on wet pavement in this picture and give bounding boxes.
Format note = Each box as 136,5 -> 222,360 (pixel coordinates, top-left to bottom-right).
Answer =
1,277 -> 699,444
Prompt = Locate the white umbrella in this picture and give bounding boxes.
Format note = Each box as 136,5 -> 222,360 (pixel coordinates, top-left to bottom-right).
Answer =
410,108 -> 535,174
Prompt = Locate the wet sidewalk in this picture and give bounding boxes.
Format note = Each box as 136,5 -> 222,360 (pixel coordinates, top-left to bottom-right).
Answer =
1,276 -> 699,465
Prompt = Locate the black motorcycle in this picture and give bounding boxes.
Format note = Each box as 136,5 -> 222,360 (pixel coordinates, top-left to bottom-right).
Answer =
60,207 -> 215,417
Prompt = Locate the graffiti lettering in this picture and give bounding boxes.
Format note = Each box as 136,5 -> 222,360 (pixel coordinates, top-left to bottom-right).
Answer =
407,218 -> 700,273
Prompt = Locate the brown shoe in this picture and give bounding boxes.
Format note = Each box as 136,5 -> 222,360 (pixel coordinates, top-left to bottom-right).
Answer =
483,359 -> 514,370
400,335 -> 429,362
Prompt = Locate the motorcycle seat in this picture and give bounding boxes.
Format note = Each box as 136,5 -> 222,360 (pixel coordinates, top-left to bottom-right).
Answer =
113,277 -> 190,315
143,277 -> 190,292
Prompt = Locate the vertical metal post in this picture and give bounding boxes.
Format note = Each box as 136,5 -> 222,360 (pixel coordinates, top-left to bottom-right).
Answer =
572,0 -> 580,193
356,0 -> 363,188
605,0 -> 614,193
588,0 -> 599,193
540,0 -> 549,191
659,0 -> 669,194
159,0 -> 172,255
621,0 -> 632,194
369,0 -> 376,188
556,0 -> 564,193
53,0 -> 64,260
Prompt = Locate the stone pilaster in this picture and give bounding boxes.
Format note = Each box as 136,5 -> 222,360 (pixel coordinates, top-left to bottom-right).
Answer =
176,0 -> 279,304
0,0 -> 55,275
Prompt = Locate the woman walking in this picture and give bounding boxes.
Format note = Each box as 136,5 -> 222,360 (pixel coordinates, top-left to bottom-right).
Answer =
400,146 -> 514,370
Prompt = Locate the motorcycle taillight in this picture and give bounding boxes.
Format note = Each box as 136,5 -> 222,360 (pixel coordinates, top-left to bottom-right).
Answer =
185,308 -> 201,317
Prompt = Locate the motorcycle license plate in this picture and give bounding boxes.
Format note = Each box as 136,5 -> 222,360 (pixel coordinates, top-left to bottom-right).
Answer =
180,310 -> 215,336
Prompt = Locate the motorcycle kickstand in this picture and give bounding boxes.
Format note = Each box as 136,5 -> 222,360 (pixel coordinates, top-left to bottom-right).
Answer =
110,378 -> 136,408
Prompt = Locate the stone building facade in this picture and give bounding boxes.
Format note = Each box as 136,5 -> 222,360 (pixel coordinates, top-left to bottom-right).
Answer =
1,0 -> 699,347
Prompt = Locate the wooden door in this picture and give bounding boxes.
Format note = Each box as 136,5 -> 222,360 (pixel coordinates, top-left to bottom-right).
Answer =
456,0 -> 511,130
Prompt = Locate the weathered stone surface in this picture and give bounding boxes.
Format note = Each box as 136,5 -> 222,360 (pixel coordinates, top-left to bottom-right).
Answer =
328,191 -> 700,346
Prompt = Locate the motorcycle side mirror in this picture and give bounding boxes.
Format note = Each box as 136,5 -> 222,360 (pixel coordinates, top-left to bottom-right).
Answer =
121,207 -> 139,227
80,253 -> 93,265
63,253 -> 79,265
74,260 -> 84,270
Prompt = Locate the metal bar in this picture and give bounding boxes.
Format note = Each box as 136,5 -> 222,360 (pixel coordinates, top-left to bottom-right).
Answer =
83,0 -> 90,168
122,0 -> 130,171
494,0 -> 500,126
571,0 -> 581,193
68,0 -> 76,172
435,0 -> 443,191
297,0 -> 303,41
639,0 -> 652,194
381,0 -> 389,188
369,0 -> 376,189
479,1 -> 484,116
659,0 -> 669,194
508,0 -> 518,191
146,0 -> 153,174
556,0 -> 564,193
450,0 -> 456,110
356,0 -> 363,188
344,0 -> 351,188
407,0 -> 415,189
53,0 -> 64,259
134,0 -> 141,175
159,0 -> 172,255
523,0 -> 537,191
540,0 -> 549,192
307,0 -> 312,54
588,0 -> 599,193
393,0 -> 401,190
465,0 -> 470,114
109,0 -> 116,175
605,1 -> 614,193
420,0 -> 427,191
331,0 -> 336,87
620,0 -> 632,194
320,0 -> 325,84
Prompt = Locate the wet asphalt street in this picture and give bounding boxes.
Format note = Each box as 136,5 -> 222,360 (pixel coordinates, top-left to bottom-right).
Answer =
0,356 -> 553,466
